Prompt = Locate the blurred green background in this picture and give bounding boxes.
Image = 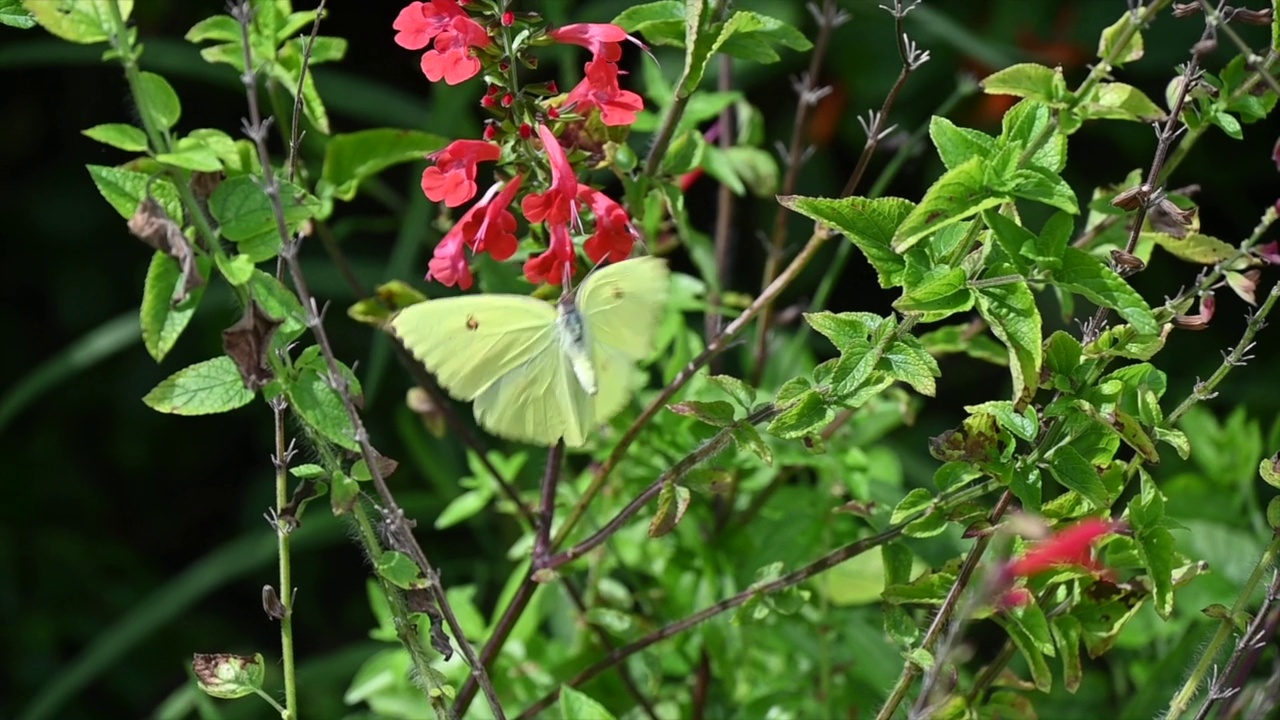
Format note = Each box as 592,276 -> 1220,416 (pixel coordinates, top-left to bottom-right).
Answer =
3,1 -> 1279,717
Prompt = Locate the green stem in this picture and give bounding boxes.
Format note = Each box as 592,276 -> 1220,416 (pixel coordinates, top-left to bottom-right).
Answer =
273,412 -> 298,719
1166,534 -> 1280,720
642,93 -> 691,178
105,0 -> 167,153
253,687 -> 288,715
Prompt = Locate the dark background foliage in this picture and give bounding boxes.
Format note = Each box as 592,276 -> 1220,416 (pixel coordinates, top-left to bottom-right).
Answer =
3,1 -> 1277,717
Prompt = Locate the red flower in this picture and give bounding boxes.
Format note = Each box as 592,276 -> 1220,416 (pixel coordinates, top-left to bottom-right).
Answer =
523,221 -> 577,286
474,175 -> 523,261
393,0 -> 466,50
548,23 -> 639,62
564,57 -> 644,127
426,203 -> 485,290
521,124 -> 579,227
579,184 -> 637,264
1007,517 -> 1116,578
420,15 -> 491,85
421,139 -> 501,207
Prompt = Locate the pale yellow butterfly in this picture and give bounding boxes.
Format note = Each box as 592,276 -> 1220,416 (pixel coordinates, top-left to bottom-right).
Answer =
391,256 -> 670,447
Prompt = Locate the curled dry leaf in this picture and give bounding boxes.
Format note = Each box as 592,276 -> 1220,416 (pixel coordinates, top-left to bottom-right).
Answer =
221,300 -> 282,391
261,584 -> 287,621
128,196 -> 205,305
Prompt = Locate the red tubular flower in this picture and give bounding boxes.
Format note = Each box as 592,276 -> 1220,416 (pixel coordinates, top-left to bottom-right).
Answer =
523,222 -> 576,285
1007,517 -> 1116,578
421,139 -> 501,207
521,124 -> 579,227
426,203 -> 485,289
474,175 -> 523,261
578,184 -> 637,264
548,23 -> 637,62
393,0 -> 467,50
564,57 -> 644,127
420,15 -> 491,85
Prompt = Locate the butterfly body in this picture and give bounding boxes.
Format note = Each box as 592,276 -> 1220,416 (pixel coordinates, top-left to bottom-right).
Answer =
391,256 -> 670,447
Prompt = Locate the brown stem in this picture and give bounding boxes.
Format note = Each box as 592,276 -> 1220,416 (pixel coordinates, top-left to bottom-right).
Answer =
706,54 -> 736,365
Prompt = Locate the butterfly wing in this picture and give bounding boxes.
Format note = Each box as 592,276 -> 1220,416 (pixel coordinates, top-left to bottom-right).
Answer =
576,256 -> 671,425
391,295 -> 589,446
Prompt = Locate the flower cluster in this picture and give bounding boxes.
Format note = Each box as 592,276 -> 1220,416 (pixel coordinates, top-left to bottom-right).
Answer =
393,3 -> 647,289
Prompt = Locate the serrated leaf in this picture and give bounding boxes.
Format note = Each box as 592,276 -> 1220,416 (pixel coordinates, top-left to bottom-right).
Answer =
86,165 -> 182,221
1,0 -> 36,29
890,488 -> 934,524
288,360 -> 361,451
1002,100 -> 1067,173
892,157 -> 1008,253
140,251 -> 208,362
143,357 -> 255,415
975,278 -> 1042,403
1078,82 -> 1164,123
981,63 -> 1068,105
731,424 -> 773,465
708,374 -> 756,409
614,1 -> 685,46
82,123 -> 149,152
247,270 -> 306,344
966,401 -> 1038,442
903,511 -> 948,538
649,483 -> 692,537
713,10 -> 812,64
895,266 -> 973,318
884,337 -> 940,397
1008,165 -> 1079,215
1144,231 -> 1237,264
1047,445 -> 1109,509
929,116 -> 996,170
376,551 -> 427,590
779,195 -> 913,288
803,311 -> 885,351
997,610 -> 1054,692
1053,246 -> 1158,334
1052,615 -> 1084,693
766,390 -> 832,439
668,399 -> 736,426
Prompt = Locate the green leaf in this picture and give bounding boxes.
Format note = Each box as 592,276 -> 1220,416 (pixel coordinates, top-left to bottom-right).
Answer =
1259,454 -> 1280,489
667,399 -> 736,427
804,311 -> 887,352
375,551 -> 427,590
288,356 -> 361,452
895,266 -> 973,318
329,471 -> 358,515
731,424 -> 773,465
136,71 -> 182,131
766,390 -> 833,439
1267,496 -> 1280,530
884,336 -> 940,397
614,1 -> 685,46
82,123 -> 149,152
22,0 -> 129,43
1001,100 -> 1067,173
1098,12 -> 1144,65
966,401 -> 1038,442
981,63 -> 1069,106
919,324 -> 1009,366
143,357 -> 255,415
192,652 -> 264,700
435,488 -> 493,529
660,129 -> 705,175
713,10 -> 812,64
1134,474 -> 1175,618
892,156 -> 1008,253
209,176 -> 323,262
1043,331 -> 1082,389
86,165 -> 182,221
975,278 -> 1042,402
929,116 -> 996,170
997,609 -> 1054,692
890,488 -> 934,524
718,146 -> 779,196
0,0 -> 36,29
140,252 -> 207,362
675,0 -> 713,97
215,253 -> 255,286
780,195 -> 913,287
559,686 -> 617,720
155,136 -> 224,172
1078,82 -> 1165,123
1145,231 -> 1237,264
649,482 -> 692,537
248,270 -> 307,344
708,374 -> 756,409
272,40 -> 335,134
320,129 -> 447,202
185,13 -> 240,43
1047,445 -> 1110,509
1007,166 -> 1079,215
1053,247 -> 1158,334
1052,615 -> 1084,693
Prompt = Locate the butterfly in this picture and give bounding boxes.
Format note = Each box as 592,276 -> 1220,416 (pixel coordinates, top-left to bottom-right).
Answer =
391,256 -> 670,447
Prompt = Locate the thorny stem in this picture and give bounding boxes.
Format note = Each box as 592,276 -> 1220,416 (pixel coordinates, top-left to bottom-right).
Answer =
515,477 -> 1004,718
876,491 -> 1015,720
1197,0 -> 1280,97
229,3 -> 505,717
752,0 -> 846,383
1194,570 -> 1280,720
1167,535 -> 1280,720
